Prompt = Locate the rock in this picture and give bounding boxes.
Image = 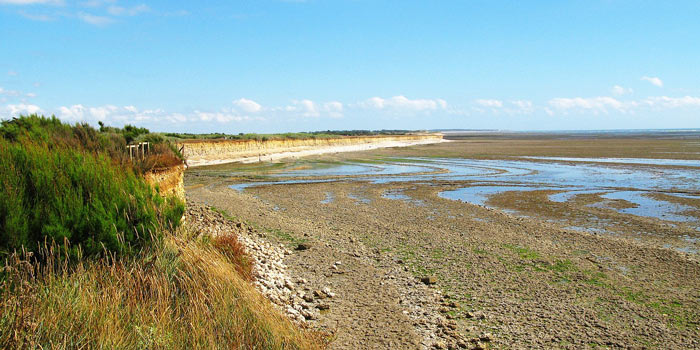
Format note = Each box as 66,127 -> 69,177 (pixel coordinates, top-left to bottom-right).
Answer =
316,302 -> 330,310
295,243 -> 311,251
433,341 -> 447,349
301,309 -> 317,320
421,276 -> 438,285
313,290 -> 327,299
303,294 -> 314,302
479,333 -> 492,342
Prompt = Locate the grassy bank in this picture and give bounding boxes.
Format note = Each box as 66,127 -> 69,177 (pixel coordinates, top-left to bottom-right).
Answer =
0,115 -> 322,349
0,229 -> 323,349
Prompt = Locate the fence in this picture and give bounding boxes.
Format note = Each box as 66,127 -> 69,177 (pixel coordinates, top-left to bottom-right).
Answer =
127,142 -> 150,161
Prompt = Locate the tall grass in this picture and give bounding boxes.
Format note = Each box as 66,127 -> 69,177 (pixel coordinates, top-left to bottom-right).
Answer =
0,115 -> 323,349
0,230 -> 324,349
0,138 -> 183,258
0,115 -> 184,258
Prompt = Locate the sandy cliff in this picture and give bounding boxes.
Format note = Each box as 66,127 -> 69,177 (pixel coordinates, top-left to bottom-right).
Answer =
144,164 -> 186,202
180,134 -> 444,167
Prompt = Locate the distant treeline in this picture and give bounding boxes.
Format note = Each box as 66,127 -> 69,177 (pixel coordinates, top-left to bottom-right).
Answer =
164,129 -> 423,141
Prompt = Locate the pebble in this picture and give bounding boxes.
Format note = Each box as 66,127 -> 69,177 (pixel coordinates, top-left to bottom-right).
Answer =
295,243 -> 311,251
186,204 -> 310,324
422,276 -> 438,285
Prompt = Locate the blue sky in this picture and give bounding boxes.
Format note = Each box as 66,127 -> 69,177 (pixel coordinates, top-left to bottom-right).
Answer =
1,0 -> 699,133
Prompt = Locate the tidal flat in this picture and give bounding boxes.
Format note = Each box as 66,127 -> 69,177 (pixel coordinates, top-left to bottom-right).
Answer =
186,134 -> 700,349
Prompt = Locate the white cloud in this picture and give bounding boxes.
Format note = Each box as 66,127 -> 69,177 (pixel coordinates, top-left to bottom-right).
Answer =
4,103 -> 42,116
0,87 -> 21,97
360,97 -> 385,109
25,92 -> 37,98
77,12 -> 113,25
59,104 -> 86,121
359,95 -> 447,112
548,96 -> 634,114
80,0 -> 115,7
611,85 -> 633,96
323,101 -> 343,118
88,105 -> 118,119
7,70 -> 17,76
288,99 -> 319,117
107,4 -> 148,16
58,104 -> 185,125
641,76 -> 663,87
472,99 -> 533,115
273,99 -> 344,118
644,96 -> 700,108
475,99 -> 503,108
510,100 -> 534,114
233,98 -> 262,113
194,110 -> 258,123
0,0 -> 63,5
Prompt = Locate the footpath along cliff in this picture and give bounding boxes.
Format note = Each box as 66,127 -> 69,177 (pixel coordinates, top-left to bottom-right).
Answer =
180,134 -> 444,167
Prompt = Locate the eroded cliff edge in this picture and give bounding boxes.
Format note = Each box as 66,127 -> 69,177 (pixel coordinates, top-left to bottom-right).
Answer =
179,134 -> 444,167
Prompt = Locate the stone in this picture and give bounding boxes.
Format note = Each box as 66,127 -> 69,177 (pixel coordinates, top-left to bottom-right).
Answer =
433,341 -> 447,349
301,309 -> 317,320
479,333 -> 492,342
295,243 -> 311,251
421,276 -> 438,285
316,302 -> 330,310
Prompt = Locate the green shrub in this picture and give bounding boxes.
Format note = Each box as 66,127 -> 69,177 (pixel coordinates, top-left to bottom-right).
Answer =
121,124 -> 150,144
0,116 -> 183,259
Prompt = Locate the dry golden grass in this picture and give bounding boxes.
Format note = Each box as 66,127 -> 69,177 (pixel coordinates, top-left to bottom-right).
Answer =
0,230 -> 325,350
213,233 -> 255,282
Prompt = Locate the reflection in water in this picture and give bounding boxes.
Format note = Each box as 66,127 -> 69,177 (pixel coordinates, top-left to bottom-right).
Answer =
439,186 -> 542,206
347,193 -> 371,204
321,192 -> 334,204
382,189 -> 425,206
521,156 -> 700,168
596,191 -> 696,222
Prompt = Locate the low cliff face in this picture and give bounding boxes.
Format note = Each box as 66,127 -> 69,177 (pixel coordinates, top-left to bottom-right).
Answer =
144,164 -> 186,202
180,134 -> 443,167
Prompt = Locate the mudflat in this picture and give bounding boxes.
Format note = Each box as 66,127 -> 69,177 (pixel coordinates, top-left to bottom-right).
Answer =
186,134 -> 700,349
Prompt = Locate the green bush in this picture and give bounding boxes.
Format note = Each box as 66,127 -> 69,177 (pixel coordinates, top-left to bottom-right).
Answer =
0,116 -> 183,259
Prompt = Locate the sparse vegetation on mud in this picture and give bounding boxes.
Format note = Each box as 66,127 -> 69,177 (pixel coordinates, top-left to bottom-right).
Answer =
186,137 -> 700,349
